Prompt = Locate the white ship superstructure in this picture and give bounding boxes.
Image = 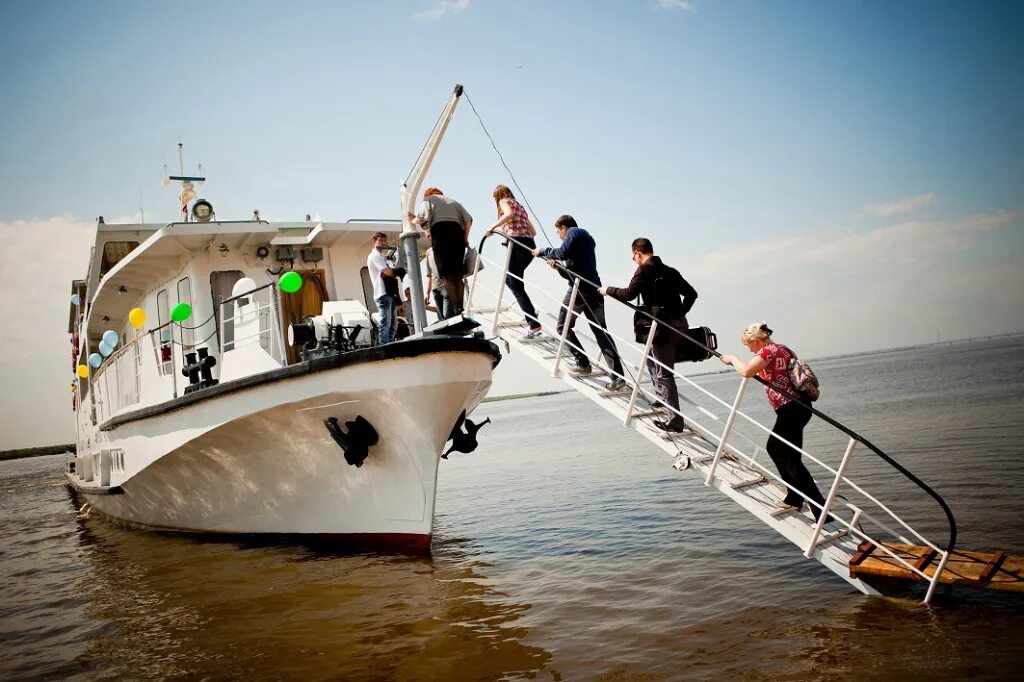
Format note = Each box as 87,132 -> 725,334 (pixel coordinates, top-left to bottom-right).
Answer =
66,87 -> 499,549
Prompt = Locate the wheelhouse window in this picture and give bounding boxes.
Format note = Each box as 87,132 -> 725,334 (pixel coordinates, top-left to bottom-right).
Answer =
99,241 -> 139,278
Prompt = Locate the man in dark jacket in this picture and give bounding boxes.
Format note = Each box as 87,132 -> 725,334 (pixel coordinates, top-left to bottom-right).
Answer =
599,237 -> 698,432
533,215 -> 625,389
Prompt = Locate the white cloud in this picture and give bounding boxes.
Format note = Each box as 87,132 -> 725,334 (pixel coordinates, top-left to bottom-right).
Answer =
0,215 -> 98,449
413,0 -> 471,21
656,0 -> 696,12
686,210 -> 1024,360
866,192 -> 935,216
694,210 -> 1016,281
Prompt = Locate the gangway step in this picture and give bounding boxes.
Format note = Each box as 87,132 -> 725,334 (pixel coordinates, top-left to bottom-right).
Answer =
849,542 -> 1024,593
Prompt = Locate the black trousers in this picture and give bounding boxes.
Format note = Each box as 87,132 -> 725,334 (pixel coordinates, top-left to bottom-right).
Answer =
430,220 -> 466,313
556,289 -> 623,375
505,237 -> 540,329
647,318 -> 687,419
767,398 -> 828,517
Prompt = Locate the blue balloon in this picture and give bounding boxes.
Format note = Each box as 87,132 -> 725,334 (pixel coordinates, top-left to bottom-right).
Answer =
70,293 -> 80,306
98,341 -> 113,357
102,330 -> 119,348
88,353 -> 102,368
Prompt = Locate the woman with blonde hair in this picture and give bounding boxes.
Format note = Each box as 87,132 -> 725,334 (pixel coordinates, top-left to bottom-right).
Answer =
719,322 -> 830,523
485,185 -> 542,338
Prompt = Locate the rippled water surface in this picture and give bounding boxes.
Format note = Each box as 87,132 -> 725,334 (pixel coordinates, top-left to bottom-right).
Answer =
2,339 -> 1023,680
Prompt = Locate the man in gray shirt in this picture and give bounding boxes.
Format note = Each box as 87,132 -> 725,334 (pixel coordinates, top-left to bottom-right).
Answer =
408,187 -> 472,315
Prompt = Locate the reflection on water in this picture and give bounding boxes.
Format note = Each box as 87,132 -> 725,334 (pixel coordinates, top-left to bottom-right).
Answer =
70,517 -> 551,680
2,339 -> 1024,680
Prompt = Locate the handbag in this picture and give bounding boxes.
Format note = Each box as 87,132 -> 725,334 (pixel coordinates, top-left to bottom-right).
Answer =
464,247 -> 484,275
675,326 -> 718,363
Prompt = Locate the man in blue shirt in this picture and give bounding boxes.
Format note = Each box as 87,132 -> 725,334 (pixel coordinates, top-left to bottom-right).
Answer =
532,215 -> 625,388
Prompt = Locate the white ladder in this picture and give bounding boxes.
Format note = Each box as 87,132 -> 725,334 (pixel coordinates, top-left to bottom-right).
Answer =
465,238 -> 955,602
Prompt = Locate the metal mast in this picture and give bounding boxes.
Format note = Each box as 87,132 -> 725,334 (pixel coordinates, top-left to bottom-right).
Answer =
399,84 -> 464,333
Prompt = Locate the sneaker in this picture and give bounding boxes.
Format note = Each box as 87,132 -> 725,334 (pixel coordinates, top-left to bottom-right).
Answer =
653,418 -> 686,433
524,328 -> 544,340
607,377 -> 627,391
570,359 -> 592,375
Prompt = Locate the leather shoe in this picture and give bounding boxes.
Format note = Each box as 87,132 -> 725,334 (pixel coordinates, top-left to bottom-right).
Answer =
653,418 -> 686,433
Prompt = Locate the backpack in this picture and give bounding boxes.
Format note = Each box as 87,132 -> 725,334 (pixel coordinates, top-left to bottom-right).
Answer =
787,355 -> 820,401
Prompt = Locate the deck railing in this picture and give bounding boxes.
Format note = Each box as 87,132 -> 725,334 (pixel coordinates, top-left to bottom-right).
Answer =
218,282 -> 288,365
467,231 -> 957,604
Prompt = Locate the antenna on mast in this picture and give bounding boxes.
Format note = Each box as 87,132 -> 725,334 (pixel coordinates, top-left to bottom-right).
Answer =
162,142 -> 206,222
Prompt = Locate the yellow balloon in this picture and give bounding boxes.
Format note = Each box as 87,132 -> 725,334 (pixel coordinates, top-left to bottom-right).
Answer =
128,307 -> 147,330
76,364 -> 89,378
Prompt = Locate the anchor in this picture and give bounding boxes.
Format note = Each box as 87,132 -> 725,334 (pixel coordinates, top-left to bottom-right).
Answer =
324,415 -> 379,467
442,410 -> 491,459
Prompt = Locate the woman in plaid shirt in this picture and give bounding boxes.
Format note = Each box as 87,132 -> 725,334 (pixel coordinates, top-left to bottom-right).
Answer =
485,185 -> 543,338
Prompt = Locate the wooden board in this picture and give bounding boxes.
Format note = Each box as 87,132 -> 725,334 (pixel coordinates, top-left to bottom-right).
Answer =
850,543 -> 1024,593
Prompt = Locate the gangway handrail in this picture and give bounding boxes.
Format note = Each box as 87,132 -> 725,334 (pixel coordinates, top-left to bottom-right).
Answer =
468,263 -> 946,592
474,230 -> 958,584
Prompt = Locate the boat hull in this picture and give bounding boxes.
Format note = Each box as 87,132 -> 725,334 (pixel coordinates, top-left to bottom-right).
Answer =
68,341 -> 498,548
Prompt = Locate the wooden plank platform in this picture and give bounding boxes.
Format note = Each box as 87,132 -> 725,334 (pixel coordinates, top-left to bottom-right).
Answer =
849,542 -> 1024,593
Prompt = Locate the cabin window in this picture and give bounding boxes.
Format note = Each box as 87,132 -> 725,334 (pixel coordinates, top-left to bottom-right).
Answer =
99,241 -> 139,277
156,289 -> 170,343
211,271 -> 244,350
177,277 -> 194,349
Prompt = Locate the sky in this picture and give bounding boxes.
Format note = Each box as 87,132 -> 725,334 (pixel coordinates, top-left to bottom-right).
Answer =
0,0 -> 1022,449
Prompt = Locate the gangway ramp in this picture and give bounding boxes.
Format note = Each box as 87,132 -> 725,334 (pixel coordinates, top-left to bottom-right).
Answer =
464,233 -> 973,603
475,307 -> 884,597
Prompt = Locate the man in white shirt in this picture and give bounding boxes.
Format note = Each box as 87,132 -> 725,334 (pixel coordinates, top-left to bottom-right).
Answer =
366,232 -> 400,344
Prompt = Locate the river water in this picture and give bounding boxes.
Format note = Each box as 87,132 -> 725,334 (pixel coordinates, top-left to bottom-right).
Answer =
2,338 -> 1023,680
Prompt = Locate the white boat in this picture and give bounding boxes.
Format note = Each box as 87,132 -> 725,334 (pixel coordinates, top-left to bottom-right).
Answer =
66,86 -> 498,550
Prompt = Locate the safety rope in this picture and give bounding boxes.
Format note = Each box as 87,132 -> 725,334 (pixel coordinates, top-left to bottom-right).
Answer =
462,89 -> 556,248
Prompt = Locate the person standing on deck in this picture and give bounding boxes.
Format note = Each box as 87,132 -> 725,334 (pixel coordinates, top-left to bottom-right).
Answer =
532,215 -> 625,389
599,238 -> 698,433
407,188 -> 472,316
485,185 -> 543,339
423,246 -> 450,321
718,323 -> 831,524
366,232 -> 401,344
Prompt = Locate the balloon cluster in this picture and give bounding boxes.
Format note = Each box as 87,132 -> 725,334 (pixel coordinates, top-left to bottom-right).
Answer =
128,307 -> 146,329
171,302 -> 192,322
279,271 -> 303,293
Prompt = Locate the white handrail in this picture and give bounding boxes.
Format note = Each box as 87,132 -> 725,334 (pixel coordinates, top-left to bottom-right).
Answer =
470,239 -> 954,600
624,324 -> 658,426
551,278 -> 581,378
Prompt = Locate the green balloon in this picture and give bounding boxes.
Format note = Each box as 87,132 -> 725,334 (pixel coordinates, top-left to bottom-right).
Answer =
279,271 -> 303,293
170,302 -> 193,322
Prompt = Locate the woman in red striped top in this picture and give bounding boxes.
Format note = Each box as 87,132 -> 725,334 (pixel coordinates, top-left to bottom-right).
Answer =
485,185 -> 542,338
719,322 -> 830,523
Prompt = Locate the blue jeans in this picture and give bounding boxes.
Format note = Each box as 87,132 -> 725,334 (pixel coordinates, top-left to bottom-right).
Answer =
376,295 -> 399,344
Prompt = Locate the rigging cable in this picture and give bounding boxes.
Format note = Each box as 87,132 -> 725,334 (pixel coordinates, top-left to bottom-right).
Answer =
462,89 -> 555,248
